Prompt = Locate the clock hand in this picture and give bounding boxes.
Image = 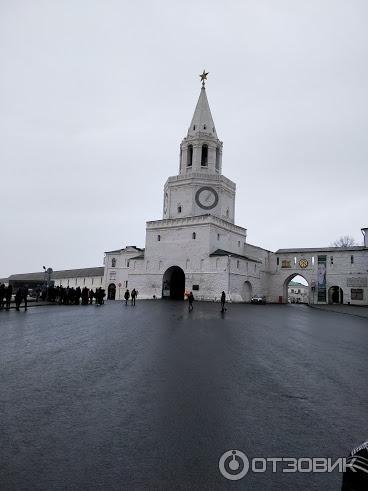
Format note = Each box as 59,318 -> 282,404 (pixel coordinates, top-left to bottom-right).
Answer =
205,192 -> 211,202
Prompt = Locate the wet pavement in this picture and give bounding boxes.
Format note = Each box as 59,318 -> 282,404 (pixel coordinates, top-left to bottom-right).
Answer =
1,301 -> 367,490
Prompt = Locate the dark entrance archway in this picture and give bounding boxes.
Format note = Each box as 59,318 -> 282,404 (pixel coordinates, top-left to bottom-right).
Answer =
162,266 -> 185,300
328,286 -> 343,304
107,283 -> 116,300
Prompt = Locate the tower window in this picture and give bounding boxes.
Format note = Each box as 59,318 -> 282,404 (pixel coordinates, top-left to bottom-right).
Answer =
217,233 -> 220,240
193,125 -> 196,130
330,256 -> 333,265
157,235 -> 161,241
215,147 -> 220,171
177,205 -> 182,213
111,257 -> 116,267
351,255 -> 354,264
192,232 -> 196,240
201,144 -> 208,166
203,124 -> 206,130
187,145 -> 193,167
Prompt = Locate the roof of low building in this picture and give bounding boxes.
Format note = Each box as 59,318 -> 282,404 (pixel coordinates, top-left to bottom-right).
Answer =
104,246 -> 144,254
276,246 -> 366,254
209,249 -> 262,263
7,267 -> 104,282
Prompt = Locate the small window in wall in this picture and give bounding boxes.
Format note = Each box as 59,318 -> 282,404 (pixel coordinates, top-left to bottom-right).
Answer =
277,257 -> 280,266
226,209 -> 229,219
177,205 -> 182,213
192,232 -> 196,239
217,233 -> 220,240
193,125 -> 196,130
281,260 -> 291,268
75,278 -> 77,285
67,279 -> 70,286
237,260 -> 240,269
187,145 -> 193,166
330,256 -> 333,265
246,262 -> 248,272
201,144 -> 208,166
203,124 -> 206,130
312,256 -> 315,266
193,284 -> 199,291
125,280 -> 128,288
351,288 -> 363,300
238,241 -> 240,247
157,235 -> 161,241
111,257 -> 116,267
254,264 -> 256,272
83,278 -> 86,285
100,278 -> 102,285
351,255 -> 354,264
127,261 -> 130,267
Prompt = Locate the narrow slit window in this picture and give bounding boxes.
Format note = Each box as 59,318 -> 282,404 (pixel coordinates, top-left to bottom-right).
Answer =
201,144 -> 208,166
187,145 -> 193,166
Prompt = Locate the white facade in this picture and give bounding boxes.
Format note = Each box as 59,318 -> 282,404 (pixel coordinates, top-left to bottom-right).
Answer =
101,83 -> 368,305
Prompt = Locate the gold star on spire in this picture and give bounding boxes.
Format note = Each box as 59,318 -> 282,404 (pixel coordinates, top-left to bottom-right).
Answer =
199,69 -> 209,87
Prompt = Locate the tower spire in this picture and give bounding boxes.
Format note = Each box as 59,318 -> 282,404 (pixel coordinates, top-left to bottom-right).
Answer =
188,71 -> 217,138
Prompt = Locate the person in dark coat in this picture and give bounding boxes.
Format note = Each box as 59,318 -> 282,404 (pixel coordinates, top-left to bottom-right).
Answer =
124,289 -> 130,306
188,291 -> 194,311
131,288 -> 137,306
0,283 -> 5,310
89,289 -> 94,304
220,291 -> 227,312
15,288 -> 23,311
5,285 -> 12,310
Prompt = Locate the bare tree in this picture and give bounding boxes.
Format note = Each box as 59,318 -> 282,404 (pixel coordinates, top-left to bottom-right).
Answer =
331,235 -> 356,247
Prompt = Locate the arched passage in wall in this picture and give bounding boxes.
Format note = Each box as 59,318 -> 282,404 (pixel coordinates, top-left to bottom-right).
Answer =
328,286 -> 343,304
283,274 -> 310,304
241,281 -> 253,302
107,283 -> 116,300
162,266 -> 185,300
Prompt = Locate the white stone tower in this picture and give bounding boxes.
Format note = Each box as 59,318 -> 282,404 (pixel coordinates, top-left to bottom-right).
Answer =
163,72 -> 236,223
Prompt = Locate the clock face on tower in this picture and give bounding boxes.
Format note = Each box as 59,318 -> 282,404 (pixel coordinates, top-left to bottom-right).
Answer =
195,186 -> 219,210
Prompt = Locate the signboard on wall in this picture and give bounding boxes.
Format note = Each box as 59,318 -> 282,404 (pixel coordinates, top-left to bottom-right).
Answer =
317,255 -> 327,302
347,277 -> 367,287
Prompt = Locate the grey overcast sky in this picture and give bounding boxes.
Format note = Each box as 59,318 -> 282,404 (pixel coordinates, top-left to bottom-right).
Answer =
1,0 -> 367,277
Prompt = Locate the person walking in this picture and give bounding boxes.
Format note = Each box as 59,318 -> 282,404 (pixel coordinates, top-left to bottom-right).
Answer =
0,283 -> 5,310
15,287 -> 22,311
5,285 -> 12,310
21,285 -> 29,311
220,291 -> 227,312
131,288 -> 137,306
124,289 -> 130,306
188,291 -> 194,312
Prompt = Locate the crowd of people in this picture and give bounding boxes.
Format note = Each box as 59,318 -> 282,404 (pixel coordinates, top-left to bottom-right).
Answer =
0,283 -> 107,311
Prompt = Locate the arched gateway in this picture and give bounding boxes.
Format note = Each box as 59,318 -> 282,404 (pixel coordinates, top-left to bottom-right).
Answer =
162,266 -> 185,300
